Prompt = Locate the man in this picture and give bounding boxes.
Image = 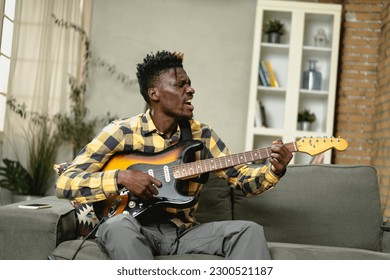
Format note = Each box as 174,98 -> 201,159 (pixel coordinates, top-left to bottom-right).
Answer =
56,50 -> 293,259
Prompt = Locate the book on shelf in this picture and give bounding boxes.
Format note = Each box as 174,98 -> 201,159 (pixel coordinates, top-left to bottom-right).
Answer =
258,64 -> 269,86
255,101 -> 261,127
265,60 -> 279,87
260,61 -> 272,87
255,100 -> 267,127
260,102 -> 267,127
259,60 -> 279,88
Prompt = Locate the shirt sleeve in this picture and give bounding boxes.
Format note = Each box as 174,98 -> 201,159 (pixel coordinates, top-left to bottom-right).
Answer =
202,125 -> 281,196
55,122 -> 126,203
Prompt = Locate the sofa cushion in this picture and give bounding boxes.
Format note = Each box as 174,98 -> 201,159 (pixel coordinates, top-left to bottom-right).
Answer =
194,173 -> 233,223
268,242 -> 390,260
50,240 -> 111,260
233,165 -> 383,251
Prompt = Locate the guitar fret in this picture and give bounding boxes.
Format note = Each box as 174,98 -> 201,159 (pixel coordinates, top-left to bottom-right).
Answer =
187,162 -> 193,176
249,151 -> 254,162
254,151 -> 258,160
235,154 -> 241,165
239,153 -> 245,164
217,157 -> 224,169
210,158 -> 215,170
197,162 -> 203,173
213,158 -> 219,170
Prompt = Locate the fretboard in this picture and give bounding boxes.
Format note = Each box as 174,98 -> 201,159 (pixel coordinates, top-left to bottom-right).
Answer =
172,141 -> 298,179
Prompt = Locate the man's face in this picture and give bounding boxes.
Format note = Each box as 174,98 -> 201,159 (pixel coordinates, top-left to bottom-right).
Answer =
153,67 -> 195,120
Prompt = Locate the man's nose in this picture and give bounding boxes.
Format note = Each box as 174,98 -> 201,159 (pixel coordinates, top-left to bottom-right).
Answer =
186,86 -> 195,94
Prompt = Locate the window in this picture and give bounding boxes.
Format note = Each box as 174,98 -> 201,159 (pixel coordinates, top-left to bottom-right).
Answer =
0,0 -> 16,134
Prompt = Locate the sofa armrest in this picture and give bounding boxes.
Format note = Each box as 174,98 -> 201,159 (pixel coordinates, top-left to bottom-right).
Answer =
381,222 -> 390,253
0,196 -> 76,259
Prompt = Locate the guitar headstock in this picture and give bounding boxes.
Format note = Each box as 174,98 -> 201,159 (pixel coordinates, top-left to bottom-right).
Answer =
296,137 -> 348,156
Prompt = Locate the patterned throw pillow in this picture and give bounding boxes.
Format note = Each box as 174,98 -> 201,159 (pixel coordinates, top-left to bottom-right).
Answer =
54,162 -> 100,238
71,200 -> 99,238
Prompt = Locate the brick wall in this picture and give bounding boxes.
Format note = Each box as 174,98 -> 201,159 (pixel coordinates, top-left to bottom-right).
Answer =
332,0 -> 390,221
373,1 -> 390,221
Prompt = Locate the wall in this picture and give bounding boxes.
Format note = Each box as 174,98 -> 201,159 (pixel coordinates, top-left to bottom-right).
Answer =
87,0 -> 257,153
334,0 -> 390,221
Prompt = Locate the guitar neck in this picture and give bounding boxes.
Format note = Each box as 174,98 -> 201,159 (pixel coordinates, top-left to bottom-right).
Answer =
172,142 -> 298,179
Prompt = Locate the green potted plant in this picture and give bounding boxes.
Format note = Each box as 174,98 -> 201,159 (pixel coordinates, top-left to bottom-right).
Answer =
263,18 -> 285,43
0,104 -> 61,201
298,109 -> 316,131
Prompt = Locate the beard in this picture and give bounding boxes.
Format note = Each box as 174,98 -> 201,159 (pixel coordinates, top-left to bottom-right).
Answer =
176,111 -> 194,122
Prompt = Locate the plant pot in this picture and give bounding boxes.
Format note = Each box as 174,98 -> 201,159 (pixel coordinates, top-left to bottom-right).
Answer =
298,121 -> 313,131
0,188 -> 13,206
267,32 -> 281,43
12,194 -> 42,203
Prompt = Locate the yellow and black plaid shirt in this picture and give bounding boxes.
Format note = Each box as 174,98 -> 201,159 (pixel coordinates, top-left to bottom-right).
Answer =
56,110 -> 280,230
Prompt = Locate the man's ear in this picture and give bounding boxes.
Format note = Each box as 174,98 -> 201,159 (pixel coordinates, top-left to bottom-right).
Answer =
148,88 -> 159,102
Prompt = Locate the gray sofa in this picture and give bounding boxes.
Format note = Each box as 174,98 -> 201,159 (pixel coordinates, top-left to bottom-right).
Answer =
1,164 -> 390,260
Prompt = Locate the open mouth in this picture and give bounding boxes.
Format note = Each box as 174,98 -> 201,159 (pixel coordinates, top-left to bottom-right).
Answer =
184,100 -> 194,110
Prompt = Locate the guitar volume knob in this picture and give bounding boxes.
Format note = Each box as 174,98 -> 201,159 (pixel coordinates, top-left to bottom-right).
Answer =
128,201 -> 136,208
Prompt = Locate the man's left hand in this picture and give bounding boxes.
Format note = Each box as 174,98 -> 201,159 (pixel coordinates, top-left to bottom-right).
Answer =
269,139 -> 293,177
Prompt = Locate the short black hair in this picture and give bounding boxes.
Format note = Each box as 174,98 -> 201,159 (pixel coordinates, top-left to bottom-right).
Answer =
136,50 -> 184,103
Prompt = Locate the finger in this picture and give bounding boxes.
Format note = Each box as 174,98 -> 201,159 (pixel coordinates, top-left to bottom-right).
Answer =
269,158 -> 280,171
272,139 -> 283,145
271,144 -> 289,157
269,157 -> 281,168
150,183 -> 159,195
150,177 -> 162,188
141,187 -> 155,200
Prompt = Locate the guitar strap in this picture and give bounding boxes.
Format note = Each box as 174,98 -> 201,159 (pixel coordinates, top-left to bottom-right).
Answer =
178,118 -> 209,184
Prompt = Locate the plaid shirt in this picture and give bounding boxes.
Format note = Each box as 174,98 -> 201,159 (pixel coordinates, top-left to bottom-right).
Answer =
56,110 -> 280,231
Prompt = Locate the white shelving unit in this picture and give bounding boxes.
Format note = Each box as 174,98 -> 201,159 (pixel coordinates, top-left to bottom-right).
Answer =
245,0 -> 342,164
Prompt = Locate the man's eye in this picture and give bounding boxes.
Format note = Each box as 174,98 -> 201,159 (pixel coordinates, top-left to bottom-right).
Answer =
175,80 -> 190,88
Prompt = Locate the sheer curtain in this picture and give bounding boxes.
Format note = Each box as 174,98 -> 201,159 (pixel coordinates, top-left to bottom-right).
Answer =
2,0 -> 84,165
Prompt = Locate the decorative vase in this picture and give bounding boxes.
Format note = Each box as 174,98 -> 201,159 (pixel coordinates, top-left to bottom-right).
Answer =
302,60 -> 321,90
267,32 -> 281,43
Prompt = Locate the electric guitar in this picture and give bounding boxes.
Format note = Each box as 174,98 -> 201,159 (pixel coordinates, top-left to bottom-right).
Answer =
93,137 -> 348,221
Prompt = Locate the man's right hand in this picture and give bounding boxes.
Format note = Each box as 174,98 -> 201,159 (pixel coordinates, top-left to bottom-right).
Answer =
117,170 -> 162,200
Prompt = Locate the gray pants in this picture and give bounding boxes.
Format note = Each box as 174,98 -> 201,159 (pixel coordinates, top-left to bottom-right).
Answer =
96,214 -> 271,260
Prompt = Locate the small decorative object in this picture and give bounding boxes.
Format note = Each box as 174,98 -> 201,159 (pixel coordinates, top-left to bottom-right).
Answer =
298,109 -> 316,131
314,28 -> 327,47
263,19 -> 285,44
302,60 -> 322,90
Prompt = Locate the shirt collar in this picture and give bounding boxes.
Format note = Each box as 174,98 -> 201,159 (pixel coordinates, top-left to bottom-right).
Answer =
141,109 -> 202,138
141,109 -> 158,136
